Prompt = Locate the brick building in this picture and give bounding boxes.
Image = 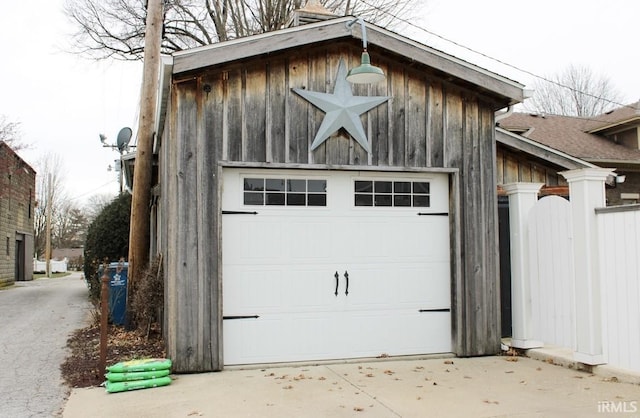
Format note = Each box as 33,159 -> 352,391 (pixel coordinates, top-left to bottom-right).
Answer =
0,141 -> 36,286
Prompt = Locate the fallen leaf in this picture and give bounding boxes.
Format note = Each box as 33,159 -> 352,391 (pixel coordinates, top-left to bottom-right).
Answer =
353,407 -> 365,412
366,373 -> 374,377
318,376 -> 326,381
444,360 -> 454,365
187,411 -> 203,417
506,357 -> 518,362
483,400 -> 499,405
283,385 -> 293,390
384,370 -> 394,375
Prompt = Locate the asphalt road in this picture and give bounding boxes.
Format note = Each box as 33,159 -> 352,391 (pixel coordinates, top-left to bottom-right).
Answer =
0,272 -> 91,418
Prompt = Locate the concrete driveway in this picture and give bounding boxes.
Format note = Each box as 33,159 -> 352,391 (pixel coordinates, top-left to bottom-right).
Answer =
63,354 -> 640,417
0,272 -> 91,418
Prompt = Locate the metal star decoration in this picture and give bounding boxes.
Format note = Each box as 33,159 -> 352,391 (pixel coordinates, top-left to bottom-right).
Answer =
293,59 -> 390,153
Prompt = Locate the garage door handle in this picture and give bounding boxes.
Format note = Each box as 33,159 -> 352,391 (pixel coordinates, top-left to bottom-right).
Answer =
334,271 -> 339,296
344,271 -> 349,296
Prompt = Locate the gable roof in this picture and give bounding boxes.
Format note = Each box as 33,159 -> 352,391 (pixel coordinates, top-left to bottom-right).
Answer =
495,127 -> 594,170
172,16 -> 525,106
585,101 -> 640,134
498,112 -> 640,165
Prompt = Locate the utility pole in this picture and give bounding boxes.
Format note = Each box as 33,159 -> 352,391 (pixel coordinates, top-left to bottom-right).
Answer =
128,0 -> 164,306
45,174 -> 52,278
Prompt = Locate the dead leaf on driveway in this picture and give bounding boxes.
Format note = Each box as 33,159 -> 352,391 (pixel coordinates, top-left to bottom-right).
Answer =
353,407 -> 365,412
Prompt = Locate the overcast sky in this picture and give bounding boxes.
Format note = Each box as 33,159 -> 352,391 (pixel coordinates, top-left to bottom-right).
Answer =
1,0 -> 638,205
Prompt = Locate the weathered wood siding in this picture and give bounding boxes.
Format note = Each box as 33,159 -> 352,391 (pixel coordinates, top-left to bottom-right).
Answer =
162,44 -> 506,371
496,146 -> 567,187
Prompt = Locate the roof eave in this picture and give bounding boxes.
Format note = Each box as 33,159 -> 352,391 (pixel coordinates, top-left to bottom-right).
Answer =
496,127 -> 595,170
587,116 -> 640,134
172,17 -> 524,105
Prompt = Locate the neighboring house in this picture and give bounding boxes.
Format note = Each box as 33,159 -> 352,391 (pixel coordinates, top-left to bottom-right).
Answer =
0,141 -> 36,286
498,103 -> 640,205
52,247 -> 84,270
151,5 -> 528,372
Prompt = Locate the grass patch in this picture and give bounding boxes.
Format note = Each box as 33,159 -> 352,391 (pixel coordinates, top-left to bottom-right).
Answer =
33,272 -> 72,279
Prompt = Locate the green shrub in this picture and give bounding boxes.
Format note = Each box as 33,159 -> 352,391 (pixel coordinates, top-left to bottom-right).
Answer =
83,193 -> 131,302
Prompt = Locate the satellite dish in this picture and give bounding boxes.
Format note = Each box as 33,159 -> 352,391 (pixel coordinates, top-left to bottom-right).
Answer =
116,127 -> 132,152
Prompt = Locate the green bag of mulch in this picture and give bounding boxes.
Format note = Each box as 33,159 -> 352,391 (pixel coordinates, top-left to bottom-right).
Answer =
105,376 -> 172,393
106,358 -> 172,373
105,368 -> 170,382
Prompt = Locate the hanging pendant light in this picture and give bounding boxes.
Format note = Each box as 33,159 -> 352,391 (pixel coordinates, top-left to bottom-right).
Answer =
345,18 -> 386,84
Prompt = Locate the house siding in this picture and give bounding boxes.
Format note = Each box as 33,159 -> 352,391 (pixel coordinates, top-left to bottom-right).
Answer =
0,142 -> 36,286
162,44 -> 511,372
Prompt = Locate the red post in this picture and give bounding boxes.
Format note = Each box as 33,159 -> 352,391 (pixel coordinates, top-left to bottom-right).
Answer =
99,264 -> 110,377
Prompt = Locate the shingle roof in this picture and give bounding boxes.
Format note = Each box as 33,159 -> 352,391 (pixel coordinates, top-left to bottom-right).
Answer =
498,112 -> 640,163
585,101 -> 640,133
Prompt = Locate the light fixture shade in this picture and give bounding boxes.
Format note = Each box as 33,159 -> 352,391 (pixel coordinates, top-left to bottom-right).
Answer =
346,51 -> 385,84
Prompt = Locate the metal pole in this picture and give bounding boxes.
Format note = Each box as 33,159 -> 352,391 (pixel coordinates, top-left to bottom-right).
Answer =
99,264 -> 110,376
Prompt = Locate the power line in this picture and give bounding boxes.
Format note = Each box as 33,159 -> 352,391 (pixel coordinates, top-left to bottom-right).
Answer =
359,0 -> 638,118
67,180 -> 119,202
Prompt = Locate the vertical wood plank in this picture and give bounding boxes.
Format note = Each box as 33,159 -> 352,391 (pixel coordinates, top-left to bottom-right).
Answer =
406,75 -> 427,167
308,53 -> 328,164
244,64 -> 267,162
268,59 -> 287,163
389,66 -> 405,166
201,73 -> 222,370
287,55 -> 309,164
226,69 -> 242,161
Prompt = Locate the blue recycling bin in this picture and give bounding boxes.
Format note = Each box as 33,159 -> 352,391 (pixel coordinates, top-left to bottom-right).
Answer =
105,262 -> 128,325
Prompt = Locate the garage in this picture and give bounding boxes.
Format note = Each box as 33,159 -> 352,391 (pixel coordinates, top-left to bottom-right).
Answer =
222,168 -> 451,365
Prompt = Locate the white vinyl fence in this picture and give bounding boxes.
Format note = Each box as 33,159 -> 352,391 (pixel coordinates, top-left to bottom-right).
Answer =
597,205 -> 640,373
506,168 -> 640,373
527,196 -> 574,349
33,258 -> 68,273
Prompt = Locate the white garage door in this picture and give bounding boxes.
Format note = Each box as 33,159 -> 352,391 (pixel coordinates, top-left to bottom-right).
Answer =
222,168 -> 451,365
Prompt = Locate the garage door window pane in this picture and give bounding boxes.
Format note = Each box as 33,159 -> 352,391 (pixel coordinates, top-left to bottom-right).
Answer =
413,182 -> 430,194
244,178 -> 264,191
287,179 -> 306,192
374,181 -> 392,193
266,193 -> 285,205
413,195 -> 430,207
355,180 -> 372,193
266,179 -> 285,191
308,180 -> 327,193
355,194 -> 373,206
287,193 -> 306,206
244,192 -> 264,205
374,195 -> 392,206
394,195 -> 411,206
308,194 -> 327,206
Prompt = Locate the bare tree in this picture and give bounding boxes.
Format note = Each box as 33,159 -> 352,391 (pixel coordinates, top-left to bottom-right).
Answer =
64,0 -> 415,60
0,115 -> 29,151
34,153 -> 68,258
525,65 -> 624,117
53,202 -> 90,248
85,193 -> 117,222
